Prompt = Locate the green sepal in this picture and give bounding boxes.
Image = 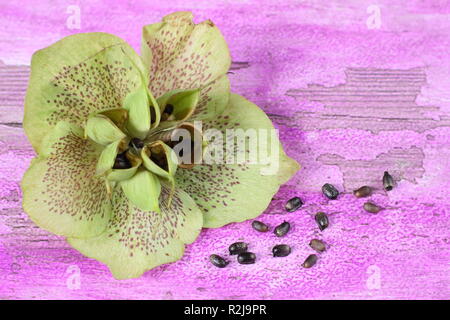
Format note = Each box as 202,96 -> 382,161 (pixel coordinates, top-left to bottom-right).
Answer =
85,114 -> 126,145
120,169 -> 161,212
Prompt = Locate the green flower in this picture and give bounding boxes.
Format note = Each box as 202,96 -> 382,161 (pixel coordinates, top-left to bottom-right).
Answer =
21,11 -> 299,279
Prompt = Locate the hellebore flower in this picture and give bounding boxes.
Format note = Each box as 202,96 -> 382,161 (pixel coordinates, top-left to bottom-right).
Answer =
21,12 -> 299,279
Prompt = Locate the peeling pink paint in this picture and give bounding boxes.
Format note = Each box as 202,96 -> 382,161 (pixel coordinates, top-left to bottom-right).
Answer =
0,0 -> 449,299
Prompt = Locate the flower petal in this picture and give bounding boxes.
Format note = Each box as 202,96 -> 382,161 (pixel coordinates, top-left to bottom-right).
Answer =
120,169 -> 161,212
141,11 -> 231,98
67,184 -> 203,279
21,121 -> 112,238
24,32 -> 147,153
175,94 -> 300,228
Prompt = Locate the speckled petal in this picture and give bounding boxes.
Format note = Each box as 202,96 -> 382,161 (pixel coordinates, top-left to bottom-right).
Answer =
175,94 -> 300,228
24,32 -> 147,153
21,121 -> 112,238
67,183 -> 203,280
141,11 -> 231,98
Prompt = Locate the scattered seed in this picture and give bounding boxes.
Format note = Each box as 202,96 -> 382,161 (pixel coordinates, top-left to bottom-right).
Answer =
252,220 -> 269,232
237,252 -> 256,264
209,254 -> 229,268
309,239 -> 326,252
353,186 -> 372,198
274,221 -> 291,237
383,171 -> 394,191
113,152 -> 132,169
315,212 -> 329,231
229,242 -> 248,255
302,254 -> 318,268
363,202 -> 382,214
322,183 -> 339,200
285,197 -> 303,212
272,244 -> 291,257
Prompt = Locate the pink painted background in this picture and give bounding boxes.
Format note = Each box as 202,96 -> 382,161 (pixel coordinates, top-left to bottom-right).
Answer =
0,0 -> 449,299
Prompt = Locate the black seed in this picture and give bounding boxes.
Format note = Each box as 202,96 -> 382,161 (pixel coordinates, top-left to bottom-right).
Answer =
274,221 -> 290,237
113,151 -> 131,169
363,202 -> 382,214
272,244 -> 291,257
322,183 -> 339,200
237,252 -> 256,264
252,220 -> 269,232
383,171 -> 394,191
315,212 -> 329,231
130,137 -> 144,149
229,242 -> 248,255
309,239 -> 326,252
302,254 -> 318,268
285,196 -> 303,212
209,254 -> 229,268
164,104 -> 174,114
353,186 -> 372,198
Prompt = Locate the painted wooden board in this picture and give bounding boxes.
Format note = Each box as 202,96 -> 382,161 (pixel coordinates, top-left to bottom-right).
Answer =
0,0 -> 449,299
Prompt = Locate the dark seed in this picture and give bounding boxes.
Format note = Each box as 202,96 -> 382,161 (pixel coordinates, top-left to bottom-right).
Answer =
209,254 -> 229,268
309,239 -> 326,252
315,212 -> 329,231
164,104 -> 174,114
274,221 -> 290,237
113,152 -> 132,169
285,196 -> 303,212
363,202 -> 382,214
237,252 -> 256,264
130,137 -> 144,149
252,220 -> 269,232
353,186 -> 372,198
322,183 -> 339,200
272,244 -> 291,257
302,254 -> 318,268
383,171 -> 394,191
229,242 -> 248,255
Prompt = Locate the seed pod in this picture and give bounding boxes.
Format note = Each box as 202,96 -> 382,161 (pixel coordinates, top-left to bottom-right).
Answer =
252,220 -> 269,232
229,242 -> 248,255
309,239 -> 326,252
285,197 -> 303,212
237,252 -> 256,264
209,254 -> 229,268
315,212 -> 329,231
272,244 -> 291,257
130,137 -> 144,149
363,202 -> 382,214
274,221 -> 290,237
322,183 -> 339,200
302,254 -> 318,268
113,151 -> 132,169
353,186 -> 372,198
383,171 -> 394,191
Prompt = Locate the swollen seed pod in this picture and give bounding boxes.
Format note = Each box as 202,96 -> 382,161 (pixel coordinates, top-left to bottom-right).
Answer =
309,239 -> 326,252
237,252 -> 256,264
209,254 -> 229,268
252,220 -> 269,232
315,212 -> 329,231
353,186 -> 372,198
272,244 -> 291,257
302,254 -> 318,268
383,171 -> 394,191
274,221 -> 291,237
322,183 -> 339,200
363,202 -> 382,214
229,242 -> 248,255
113,151 -> 132,169
285,197 -> 303,212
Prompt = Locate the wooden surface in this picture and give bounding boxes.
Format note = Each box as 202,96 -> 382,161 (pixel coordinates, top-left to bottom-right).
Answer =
0,0 -> 449,299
